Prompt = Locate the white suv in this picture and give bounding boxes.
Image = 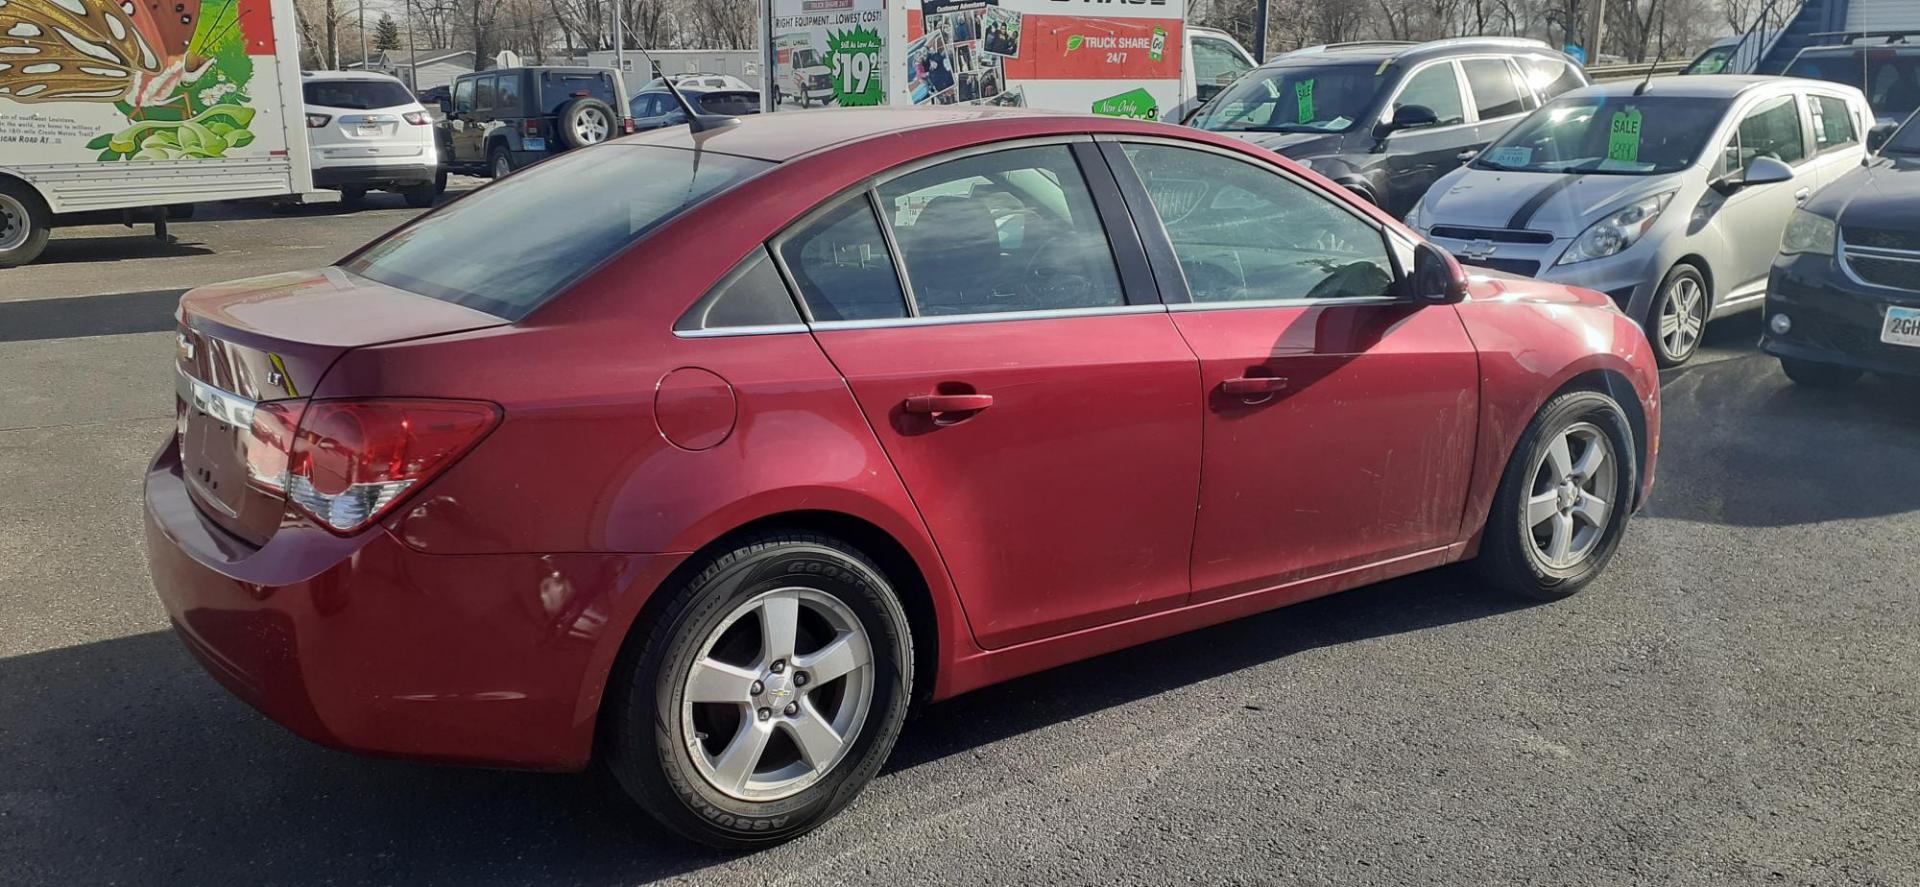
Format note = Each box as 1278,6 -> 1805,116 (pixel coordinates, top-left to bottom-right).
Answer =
303,71 -> 442,208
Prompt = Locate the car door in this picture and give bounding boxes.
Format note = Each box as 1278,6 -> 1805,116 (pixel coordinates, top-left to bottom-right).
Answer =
1102,138 -> 1479,603
449,76 -> 480,162
1806,91 -> 1865,189
1379,60 -> 1473,218
1715,92 -> 1811,299
471,74 -> 500,151
773,140 -> 1203,649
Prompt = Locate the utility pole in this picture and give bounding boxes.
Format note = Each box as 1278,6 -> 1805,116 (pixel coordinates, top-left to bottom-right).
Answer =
404,0 -> 417,90
359,0 -> 368,68
1584,0 -> 1605,65
1252,0 -> 1268,63
612,0 -> 624,77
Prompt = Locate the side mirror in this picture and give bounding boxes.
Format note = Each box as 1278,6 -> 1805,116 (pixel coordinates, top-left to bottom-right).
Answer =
1375,104 -> 1440,139
1743,155 -> 1795,186
1409,241 -> 1468,305
1868,123 -> 1897,153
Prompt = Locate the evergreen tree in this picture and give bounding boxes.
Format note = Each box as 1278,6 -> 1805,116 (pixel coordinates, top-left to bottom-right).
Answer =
373,13 -> 403,51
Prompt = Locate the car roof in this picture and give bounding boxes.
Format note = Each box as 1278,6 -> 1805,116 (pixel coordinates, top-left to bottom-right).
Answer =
1560,74 -> 1842,100
304,70 -> 406,83
1263,36 -> 1557,67
625,107 -> 1060,161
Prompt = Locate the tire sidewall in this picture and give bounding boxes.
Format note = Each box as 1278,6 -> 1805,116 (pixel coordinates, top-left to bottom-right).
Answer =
1500,391 -> 1638,596
1649,264 -> 1707,367
615,539 -> 912,846
561,98 -> 615,149
0,182 -> 52,268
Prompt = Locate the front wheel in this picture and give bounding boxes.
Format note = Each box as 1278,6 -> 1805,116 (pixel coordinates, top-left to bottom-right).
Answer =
1648,264 -> 1709,367
1474,389 -> 1637,601
0,180 -> 53,268
603,532 -> 914,849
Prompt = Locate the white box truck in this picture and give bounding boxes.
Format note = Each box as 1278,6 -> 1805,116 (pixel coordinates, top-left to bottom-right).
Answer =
0,0 -> 313,266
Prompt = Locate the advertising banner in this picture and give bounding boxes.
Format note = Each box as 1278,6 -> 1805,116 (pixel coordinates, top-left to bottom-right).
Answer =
903,0 -> 1182,118
770,0 -> 889,109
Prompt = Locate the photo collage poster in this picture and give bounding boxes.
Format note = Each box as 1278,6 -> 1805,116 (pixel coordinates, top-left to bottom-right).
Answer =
908,0 -> 1026,108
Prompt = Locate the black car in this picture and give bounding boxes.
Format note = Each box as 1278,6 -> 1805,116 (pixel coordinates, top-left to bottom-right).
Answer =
1187,38 -> 1587,219
1782,35 -> 1920,128
1763,113 -> 1920,386
439,66 -> 629,178
628,85 -> 761,132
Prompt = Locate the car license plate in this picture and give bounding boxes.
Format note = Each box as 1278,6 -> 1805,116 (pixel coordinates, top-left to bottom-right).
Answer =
523,137 -> 546,151
1882,305 -> 1920,348
357,122 -> 381,135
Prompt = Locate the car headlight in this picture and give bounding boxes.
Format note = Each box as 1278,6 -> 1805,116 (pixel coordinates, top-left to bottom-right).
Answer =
1780,208 -> 1837,257
1556,192 -> 1675,266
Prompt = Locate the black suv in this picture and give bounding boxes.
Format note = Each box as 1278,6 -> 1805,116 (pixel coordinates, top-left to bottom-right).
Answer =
1783,34 -> 1920,128
1762,113 -> 1920,387
439,66 -> 629,178
1188,38 -> 1587,218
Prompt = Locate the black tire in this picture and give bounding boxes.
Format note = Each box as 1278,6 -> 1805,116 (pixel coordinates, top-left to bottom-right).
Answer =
433,167 -> 449,194
558,97 -> 617,149
401,181 -> 437,208
487,144 -> 514,179
603,532 -> 914,849
1779,356 -> 1862,388
1646,263 -> 1709,368
339,186 -> 369,208
1474,389 -> 1638,601
0,179 -> 53,268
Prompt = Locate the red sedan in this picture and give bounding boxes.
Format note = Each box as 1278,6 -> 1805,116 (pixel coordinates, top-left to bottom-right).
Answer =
146,108 -> 1660,847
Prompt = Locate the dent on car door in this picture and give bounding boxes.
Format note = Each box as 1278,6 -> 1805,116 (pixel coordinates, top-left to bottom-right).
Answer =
1106,140 -> 1479,603
1381,61 -> 1471,217
774,141 -> 1203,650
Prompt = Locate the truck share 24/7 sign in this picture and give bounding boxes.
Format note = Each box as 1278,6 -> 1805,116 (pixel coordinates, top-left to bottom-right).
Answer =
768,0 -> 1184,119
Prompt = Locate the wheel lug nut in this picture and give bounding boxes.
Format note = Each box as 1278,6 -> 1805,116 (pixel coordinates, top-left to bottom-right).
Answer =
770,660 -> 785,673
757,707 -> 771,721
750,681 -> 764,695
783,702 -> 799,716
793,672 -> 808,687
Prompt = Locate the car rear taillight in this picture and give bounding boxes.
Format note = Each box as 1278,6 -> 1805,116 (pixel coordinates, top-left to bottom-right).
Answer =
245,401 -> 306,493
404,111 -> 431,125
276,399 -> 500,534
622,116 -> 637,134
306,113 -> 332,128
523,118 -> 541,136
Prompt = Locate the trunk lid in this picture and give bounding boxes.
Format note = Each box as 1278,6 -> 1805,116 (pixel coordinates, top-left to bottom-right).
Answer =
174,268 -> 506,544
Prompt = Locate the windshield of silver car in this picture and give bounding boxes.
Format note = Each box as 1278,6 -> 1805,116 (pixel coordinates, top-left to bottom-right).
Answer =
1473,94 -> 1725,176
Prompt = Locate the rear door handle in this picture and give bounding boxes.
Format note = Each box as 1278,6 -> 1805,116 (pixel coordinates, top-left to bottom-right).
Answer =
1220,376 -> 1289,397
1794,187 -> 1811,203
903,393 -> 993,415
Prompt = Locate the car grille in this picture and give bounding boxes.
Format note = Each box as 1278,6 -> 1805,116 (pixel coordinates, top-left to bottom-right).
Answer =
1429,225 -> 1556,245
1456,256 -> 1541,277
1843,226 -> 1920,252
1841,242 -> 1920,292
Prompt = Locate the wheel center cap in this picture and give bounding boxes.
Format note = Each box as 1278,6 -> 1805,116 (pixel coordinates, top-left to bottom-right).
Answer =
1557,483 -> 1578,510
759,672 -> 794,704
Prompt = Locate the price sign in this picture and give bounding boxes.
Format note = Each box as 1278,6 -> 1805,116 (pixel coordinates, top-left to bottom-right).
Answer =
828,26 -> 884,107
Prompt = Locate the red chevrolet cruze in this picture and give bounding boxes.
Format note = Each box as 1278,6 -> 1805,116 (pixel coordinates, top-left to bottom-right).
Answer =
146,108 -> 1660,847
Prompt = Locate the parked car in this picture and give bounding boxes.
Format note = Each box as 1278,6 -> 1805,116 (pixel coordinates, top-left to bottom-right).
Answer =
146,108 -> 1659,849
1681,31 -> 1780,76
1405,76 -> 1873,366
1763,109 -> 1920,385
302,71 -> 441,209
1782,35 -> 1920,127
438,66 -> 631,179
662,72 -> 755,91
1188,37 -> 1588,218
1168,26 -> 1258,123
629,85 -> 761,132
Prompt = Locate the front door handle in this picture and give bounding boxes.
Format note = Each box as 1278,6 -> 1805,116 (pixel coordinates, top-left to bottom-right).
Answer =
1794,187 -> 1811,203
1220,376 -> 1289,397
903,393 -> 993,418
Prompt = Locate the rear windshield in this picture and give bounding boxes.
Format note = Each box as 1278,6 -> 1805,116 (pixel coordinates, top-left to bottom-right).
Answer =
699,91 -> 761,115
342,145 -> 773,319
1475,94 -> 1727,175
537,71 -> 620,115
304,79 -> 416,110
1785,48 -> 1920,119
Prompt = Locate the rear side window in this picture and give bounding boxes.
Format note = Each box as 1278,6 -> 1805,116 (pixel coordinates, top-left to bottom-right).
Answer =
676,247 -> 802,331
1519,56 -> 1585,100
778,200 -> 909,321
344,146 -> 772,319
1811,94 -> 1858,152
304,79 -> 415,110
495,73 -> 522,114
1462,58 -> 1529,119
540,72 -> 619,114
1394,63 -> 1466,126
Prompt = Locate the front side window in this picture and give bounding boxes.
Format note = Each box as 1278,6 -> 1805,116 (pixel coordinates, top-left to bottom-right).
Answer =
1732,94 -> 1807,171
1811,94 -> 1858,152
1393,62 -> 1467,127
1121,144 -> 1394,302
344,145 -> 772,319
779,200 -> 909,322
1192,63 -> 1388,133
877,145 -> 1124,316
1463,59 -> 1530,119
452,78 -> 475,114
1191,36 -> 1253,102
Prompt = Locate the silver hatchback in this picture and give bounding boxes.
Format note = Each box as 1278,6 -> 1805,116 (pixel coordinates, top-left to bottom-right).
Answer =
1405,76 -> 1871,365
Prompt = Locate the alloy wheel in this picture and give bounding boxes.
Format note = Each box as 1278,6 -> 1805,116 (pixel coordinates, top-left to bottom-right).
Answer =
493,153 -> 512,178
1525,421 -> 1618,570
1658,274 -> 1706,360
0,194 -> 27,252
574,108 -> 611,144
681,587 -> 875,802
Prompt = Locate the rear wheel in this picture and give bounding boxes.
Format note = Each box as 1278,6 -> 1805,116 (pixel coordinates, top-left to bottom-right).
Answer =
1779,356 -> 1862,388
339,186 -> 369,208
1474,389 -> 1637,601
1648,264 -> 1708,367
0,180 -> 52,268
401,181 -> 437,208
603,532 -> 913,849
489,145 -> 514,179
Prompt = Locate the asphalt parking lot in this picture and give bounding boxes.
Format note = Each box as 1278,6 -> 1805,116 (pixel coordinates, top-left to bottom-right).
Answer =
2,202 -> 1916,886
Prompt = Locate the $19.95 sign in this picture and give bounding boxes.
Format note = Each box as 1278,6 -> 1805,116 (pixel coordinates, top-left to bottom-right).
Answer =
828,26 -> 884,106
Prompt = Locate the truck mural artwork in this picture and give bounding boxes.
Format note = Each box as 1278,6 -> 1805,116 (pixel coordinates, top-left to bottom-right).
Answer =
0,0 -> 310,266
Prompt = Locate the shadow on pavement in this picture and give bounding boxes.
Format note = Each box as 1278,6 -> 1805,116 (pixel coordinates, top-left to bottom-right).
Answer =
31,236 -> 214,266
0,289 -> 186,342
0,569 -> 1521,884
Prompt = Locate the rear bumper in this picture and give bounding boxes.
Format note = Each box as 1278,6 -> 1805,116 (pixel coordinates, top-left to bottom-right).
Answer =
1762,258 -> 1920,378
311,163 -> 437,189
142,440 -> 666,769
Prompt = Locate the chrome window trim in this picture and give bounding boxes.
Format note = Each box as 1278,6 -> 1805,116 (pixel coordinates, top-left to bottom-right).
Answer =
810,303 -> 1166,331
673,323 -> 812,339
1098,134 -> 1409,306
1167,295 -> 1402,312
